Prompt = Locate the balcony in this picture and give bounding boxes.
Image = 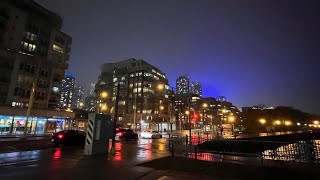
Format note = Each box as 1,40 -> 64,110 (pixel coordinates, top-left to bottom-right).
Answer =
66,46 -> 71,53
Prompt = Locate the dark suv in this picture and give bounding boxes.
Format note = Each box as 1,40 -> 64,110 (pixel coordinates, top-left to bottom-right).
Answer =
51,130 -> 86,147
115,128 -> 138,141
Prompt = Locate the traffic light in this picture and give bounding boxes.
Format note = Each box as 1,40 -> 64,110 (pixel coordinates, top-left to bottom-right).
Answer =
192,113 -> 199,120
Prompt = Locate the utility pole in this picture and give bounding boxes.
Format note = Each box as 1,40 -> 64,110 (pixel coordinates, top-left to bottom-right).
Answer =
188,99 -> 192,145
112,83 -> 120,148
170,87 -> 175,134
133,77 -> 138,132
21,60 -> 41,139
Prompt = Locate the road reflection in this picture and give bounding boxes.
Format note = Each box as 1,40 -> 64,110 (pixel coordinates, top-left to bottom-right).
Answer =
53,148 -> 61,160
114,142 -> 122,161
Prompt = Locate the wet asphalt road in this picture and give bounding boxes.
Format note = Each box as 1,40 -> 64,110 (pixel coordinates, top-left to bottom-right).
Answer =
0,138 -> 170,180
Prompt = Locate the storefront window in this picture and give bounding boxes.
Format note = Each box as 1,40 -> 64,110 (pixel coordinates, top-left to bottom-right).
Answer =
0,116 -> 70,135
0,116 -> 14,135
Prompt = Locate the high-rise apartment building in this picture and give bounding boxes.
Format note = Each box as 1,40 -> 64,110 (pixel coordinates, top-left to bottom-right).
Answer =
60,74 -> 75,108
176,75 -> 190,95
84,96 -> 96,112
96,58 -> 173,131
72,84 -> 85,109
87,83 -> 95,97
190,81 -> 202,97
217,96 -> 226,102
0,0 -> 72,109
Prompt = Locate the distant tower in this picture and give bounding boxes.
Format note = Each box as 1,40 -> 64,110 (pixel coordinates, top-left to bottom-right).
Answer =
86,83 -> 96,97
72,84 -> 85,109
190,81 -> 202,97
60,74 -> 75,108
176,75 -> 190,94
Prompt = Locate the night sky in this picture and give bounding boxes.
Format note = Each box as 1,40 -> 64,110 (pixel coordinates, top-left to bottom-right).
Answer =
35,0 -> 320,114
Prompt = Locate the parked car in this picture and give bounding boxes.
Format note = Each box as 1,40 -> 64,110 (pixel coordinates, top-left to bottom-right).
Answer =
115,128 -> 138,141
51,130 -> 86,147
140,130 -> 162,139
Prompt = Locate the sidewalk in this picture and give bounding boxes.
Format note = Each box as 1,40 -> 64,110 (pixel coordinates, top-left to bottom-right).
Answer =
0,136 -> 52,153
137,170 -> 230,180
138,156 -> 319,179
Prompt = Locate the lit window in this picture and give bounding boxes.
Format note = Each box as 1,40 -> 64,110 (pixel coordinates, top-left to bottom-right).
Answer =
119,101 -> 126,105
53,44 -> 64,53
21,41 -> 36,52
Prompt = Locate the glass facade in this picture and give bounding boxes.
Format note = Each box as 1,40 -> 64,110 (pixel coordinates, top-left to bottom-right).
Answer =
0,115 -> 69,135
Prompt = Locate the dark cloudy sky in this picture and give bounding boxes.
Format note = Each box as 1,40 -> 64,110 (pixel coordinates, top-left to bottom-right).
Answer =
35,0 -> 320,114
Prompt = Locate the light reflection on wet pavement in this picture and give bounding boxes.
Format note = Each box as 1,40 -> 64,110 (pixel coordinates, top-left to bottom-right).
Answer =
0,138 -> 169,169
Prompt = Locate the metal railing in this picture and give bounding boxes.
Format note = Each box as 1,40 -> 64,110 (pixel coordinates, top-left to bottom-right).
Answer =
169,135 -> 320,164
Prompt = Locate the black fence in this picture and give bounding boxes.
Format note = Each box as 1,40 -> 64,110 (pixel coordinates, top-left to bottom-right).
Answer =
169,135 -> 320,164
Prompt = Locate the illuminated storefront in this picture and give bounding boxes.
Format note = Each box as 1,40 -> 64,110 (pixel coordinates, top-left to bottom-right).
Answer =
0,115 -> 72,135
0,106 -> 75,135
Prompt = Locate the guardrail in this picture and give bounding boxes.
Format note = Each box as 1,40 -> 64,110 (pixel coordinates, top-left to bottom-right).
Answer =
168,135 -> 320,164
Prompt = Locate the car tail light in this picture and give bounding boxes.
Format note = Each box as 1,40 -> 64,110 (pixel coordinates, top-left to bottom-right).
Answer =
116,132 -> 123,136
58,134 -> 64,139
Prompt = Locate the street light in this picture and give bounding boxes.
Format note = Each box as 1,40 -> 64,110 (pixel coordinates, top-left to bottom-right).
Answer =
202,103 -> 208,132
100,91 -> 108,98
157,84 -> 164,90
158,105 -> 165,132
228,115 -> 235,137
314,121 -> 319,125
284,121 -> 292,126
259,118 -> 266,125
228,116 -> 235,123
185,110 -> 192,144
185,110 -> 190,115
259,118 -> 266,136
101,105 -> 107,111
274,120 -> 281,125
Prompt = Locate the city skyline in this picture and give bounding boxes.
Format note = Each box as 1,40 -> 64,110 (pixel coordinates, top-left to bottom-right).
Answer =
35,0 -> 320,114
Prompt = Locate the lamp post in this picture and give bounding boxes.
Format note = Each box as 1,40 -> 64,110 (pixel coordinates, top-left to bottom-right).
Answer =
284,120 -> 292,133
202,103 -> 208,133
220,108 -> 227,137
185,110 -> 191,145
228,115 -> 235,138
159,105 -> 164,132
274,120 -> 281,134
259,118 -> 266,136
111,83 -> 120,149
